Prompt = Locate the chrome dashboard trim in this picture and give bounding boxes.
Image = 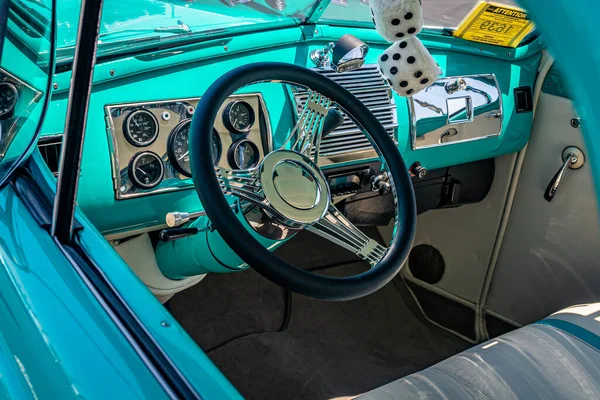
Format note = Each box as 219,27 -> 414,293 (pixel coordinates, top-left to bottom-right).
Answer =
104,93 -> 272,200
409,74 -> 503,150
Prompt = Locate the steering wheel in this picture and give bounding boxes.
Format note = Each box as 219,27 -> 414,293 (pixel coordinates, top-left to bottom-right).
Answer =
190,62 -> 416,301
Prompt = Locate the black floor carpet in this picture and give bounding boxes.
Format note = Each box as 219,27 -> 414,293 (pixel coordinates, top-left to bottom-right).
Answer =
168,230 -> 468,399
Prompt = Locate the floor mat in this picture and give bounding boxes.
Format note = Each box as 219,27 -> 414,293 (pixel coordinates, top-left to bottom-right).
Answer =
169,230 -> 469,399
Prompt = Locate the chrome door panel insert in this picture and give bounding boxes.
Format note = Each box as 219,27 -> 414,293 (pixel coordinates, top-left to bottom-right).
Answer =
409,74 -> 503,150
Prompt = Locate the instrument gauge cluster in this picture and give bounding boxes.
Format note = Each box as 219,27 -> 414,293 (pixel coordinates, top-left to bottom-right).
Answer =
105,94 -> 271,199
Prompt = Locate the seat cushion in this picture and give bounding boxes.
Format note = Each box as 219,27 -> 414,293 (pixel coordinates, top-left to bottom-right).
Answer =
359,303 -> 600,400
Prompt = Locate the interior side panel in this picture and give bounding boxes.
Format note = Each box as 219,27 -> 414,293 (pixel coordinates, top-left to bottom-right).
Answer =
485,93 -> 600,325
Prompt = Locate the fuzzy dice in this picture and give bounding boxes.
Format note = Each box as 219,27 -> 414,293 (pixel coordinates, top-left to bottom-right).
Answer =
370,0 -> 424,42
377,37 -> 438,97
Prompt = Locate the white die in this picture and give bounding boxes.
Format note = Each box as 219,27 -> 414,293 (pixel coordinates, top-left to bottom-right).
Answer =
370,0 -> 424,42
377,37 -> 438,97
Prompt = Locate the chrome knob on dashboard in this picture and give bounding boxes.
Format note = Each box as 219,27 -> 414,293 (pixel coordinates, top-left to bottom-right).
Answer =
444,78 -> 467,94
166,206 -> 236,227
166,211 -> 191,228
371,172 -> 391,195
410,162 -> 427,180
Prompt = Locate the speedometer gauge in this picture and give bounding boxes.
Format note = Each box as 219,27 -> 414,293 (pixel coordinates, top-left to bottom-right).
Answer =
0,82 -> 18,119
168,120 -> 221,176
123,109 -> 159,147
128,151 -> 164,189
223,100 -> 255,134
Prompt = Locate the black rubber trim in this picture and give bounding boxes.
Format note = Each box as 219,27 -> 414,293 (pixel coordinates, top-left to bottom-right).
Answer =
190,62 -> 416,301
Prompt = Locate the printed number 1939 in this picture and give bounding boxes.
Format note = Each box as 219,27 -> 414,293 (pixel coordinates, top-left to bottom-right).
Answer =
480,21 -> 514,34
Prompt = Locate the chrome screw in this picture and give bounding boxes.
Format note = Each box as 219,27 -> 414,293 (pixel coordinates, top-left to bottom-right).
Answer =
570,117 -> 581,128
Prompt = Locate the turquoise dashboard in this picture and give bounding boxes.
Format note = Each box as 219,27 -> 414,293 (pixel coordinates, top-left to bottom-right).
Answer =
37,25 -> 543,237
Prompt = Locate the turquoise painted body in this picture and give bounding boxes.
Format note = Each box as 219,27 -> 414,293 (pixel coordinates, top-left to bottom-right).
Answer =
0,163 -> 167,398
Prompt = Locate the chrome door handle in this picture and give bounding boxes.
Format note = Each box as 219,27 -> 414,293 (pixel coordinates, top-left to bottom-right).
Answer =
544,146 -> 585,201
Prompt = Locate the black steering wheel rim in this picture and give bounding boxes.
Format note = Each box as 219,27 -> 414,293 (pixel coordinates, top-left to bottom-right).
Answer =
190,62 -> 416,301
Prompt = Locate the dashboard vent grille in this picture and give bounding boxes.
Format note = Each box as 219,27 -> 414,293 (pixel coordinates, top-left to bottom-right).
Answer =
292,65 -> 397,157
38,135 -> 63,177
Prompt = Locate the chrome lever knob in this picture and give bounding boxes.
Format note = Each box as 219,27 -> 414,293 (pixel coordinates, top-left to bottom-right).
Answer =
544,146 -> 585,202
166,211 -> 191,228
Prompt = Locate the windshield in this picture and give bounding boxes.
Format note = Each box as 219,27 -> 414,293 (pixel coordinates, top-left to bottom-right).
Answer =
13,0 -> 320,63
320,0 -> 517,28
13,0 -> 525,65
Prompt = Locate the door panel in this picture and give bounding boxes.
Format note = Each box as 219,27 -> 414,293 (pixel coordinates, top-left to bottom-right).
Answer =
485,93 -> 600,325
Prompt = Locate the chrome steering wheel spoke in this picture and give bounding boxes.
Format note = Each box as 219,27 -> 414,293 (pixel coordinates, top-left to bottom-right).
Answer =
282,90 -> 332,165
216,167 -> 275,214
306,205 -> 388,267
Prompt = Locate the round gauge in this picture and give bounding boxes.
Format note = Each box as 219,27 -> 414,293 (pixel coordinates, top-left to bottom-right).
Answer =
228,139 -> 260,170
123,109 -> 159,147
223,100 -> 255,134
128,151 -> 164,189
168,121 -> 222,176
0,82 -> 18,118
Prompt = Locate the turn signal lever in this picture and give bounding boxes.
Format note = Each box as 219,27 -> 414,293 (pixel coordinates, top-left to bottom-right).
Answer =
322,108 -> 345,139
544,146 -> 585,201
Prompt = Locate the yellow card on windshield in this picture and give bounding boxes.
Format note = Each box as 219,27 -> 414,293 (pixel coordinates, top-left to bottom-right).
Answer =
453,1 -> 534,48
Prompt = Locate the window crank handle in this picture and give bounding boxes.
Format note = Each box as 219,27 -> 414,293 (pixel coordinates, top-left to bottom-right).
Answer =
544,146 -> 585,202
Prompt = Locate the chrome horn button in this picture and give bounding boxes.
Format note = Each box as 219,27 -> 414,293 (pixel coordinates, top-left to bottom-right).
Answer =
260,150 -> 330,225
272,160 -> 321,210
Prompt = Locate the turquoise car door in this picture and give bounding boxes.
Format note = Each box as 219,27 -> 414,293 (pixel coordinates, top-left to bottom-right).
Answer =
0,1 -> 240,398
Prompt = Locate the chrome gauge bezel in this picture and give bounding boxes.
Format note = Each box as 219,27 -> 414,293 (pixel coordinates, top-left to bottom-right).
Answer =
128,151 -> 164,189
123,109 -> 160,147
0,82 -> 19,118
228,139 -> 260,169
167,120 -> 192,177
223,100 -> 255,134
